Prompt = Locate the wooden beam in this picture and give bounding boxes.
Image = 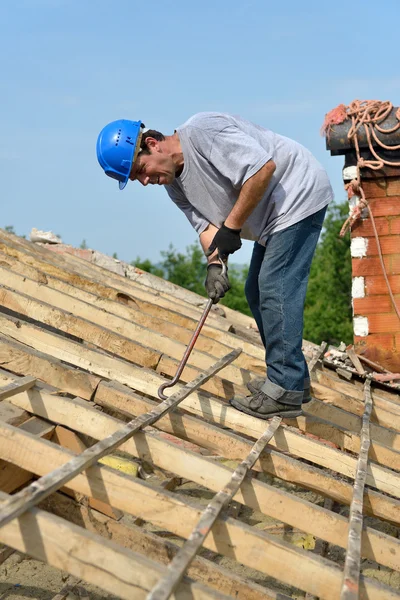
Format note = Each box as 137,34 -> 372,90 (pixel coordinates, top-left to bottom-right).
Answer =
0,249 -> 264,362
286,412 -> 400,472
0,349 -> 240,528
313,371 -> 400,432
0,335 -> 101,401
95,380 -> 400,525
0,264 -> 263,374
0,423 -> 396,600
0,491 -> 227,600
0,376 -> 36,401
1,416 -> 55,495
148,417 -> 282,600
51,425 -> 123,520
0,232 -> 231,333
304,397 -> 400,454
0,312 -> 398,497
341,379 -> 373,600
8,386 -> 400,572
0,282 -> 248,386
42,491 -> 281,600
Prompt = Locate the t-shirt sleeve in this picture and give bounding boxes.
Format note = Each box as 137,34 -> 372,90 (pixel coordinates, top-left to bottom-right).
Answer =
208,125 -> 273,189
165,185 -> 210,235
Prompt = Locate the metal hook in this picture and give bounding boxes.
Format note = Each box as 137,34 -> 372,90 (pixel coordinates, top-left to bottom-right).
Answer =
157,256 -> 226,400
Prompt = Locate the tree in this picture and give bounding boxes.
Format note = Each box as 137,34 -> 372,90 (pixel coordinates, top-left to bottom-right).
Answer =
303,201 -> 353,346
132,257 -> 164,279
80,239 -> 88,249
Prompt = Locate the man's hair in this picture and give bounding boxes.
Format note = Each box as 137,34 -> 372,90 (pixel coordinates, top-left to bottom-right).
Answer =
140,130 -> 165,154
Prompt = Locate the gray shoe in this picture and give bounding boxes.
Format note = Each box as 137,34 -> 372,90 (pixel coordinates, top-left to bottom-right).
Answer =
247,377 -> 312,404
230,390 -> 302,419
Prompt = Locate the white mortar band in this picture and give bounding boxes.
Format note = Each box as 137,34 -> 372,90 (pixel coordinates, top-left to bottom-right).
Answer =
353,316 -> 369,336
351,237 -> 368,258
352,277 -> 365,299
343,166 -> 358,182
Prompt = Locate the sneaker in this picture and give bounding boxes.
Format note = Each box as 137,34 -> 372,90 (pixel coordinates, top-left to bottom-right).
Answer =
230,390 -> 302,419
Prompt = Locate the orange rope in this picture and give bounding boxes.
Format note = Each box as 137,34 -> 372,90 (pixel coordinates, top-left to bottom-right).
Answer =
324,100 -> 400,322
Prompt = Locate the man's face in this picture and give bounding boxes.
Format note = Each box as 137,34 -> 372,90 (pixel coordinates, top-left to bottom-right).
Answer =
129,141 -> 176,186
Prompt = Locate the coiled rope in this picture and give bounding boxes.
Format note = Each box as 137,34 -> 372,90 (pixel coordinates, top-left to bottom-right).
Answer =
322,100 -> 400,322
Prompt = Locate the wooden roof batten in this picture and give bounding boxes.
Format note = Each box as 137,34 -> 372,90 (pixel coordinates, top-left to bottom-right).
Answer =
0,229 -> 398,599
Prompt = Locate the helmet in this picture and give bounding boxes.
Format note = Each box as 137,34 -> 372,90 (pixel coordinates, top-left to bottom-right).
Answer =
96,119 -> 143,190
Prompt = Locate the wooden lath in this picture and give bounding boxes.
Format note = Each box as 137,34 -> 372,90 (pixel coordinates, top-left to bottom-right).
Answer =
3,376 -> 400,573
0,230 -> 400,599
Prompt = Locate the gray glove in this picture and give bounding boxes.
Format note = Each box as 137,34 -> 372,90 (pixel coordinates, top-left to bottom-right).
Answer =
205,263 -> 230,304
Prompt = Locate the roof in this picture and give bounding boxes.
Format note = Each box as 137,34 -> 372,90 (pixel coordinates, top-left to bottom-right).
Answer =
0,228 -> 399,599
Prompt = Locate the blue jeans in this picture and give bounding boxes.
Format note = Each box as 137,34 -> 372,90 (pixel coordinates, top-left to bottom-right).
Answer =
244,206 -> 327,406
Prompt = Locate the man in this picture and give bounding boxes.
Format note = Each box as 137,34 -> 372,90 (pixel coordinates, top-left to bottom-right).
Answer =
96,112 -> 333,418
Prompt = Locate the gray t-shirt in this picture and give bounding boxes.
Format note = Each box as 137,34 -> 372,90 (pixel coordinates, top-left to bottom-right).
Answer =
165,112 -> 333,244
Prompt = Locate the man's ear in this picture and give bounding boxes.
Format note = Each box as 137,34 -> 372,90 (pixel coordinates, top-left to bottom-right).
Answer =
143,137 -> 159,152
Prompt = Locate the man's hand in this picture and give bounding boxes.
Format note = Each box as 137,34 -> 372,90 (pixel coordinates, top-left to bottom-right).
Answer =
205,263 -> 231,304
206,223 -> 242,260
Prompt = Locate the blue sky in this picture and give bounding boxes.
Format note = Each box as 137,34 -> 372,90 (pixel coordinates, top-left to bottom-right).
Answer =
1,0 -> 399,265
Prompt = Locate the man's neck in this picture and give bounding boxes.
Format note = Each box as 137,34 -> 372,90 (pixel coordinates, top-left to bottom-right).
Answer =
164,131 -> 184,176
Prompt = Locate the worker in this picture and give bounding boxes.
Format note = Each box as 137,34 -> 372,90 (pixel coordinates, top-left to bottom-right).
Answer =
96,113 -> 333,419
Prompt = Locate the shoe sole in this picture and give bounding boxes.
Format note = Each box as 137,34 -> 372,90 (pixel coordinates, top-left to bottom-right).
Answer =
230,399 -> 302,420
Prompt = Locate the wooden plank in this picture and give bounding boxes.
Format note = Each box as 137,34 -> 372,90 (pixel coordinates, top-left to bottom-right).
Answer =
0,424 -> 396,600
346,347 -> 366,375
0,491 -> 227,600
156,354 -> 247,399
9,386 -> 400,572
0,249 -> 265,362
0,400 -> 28,426
0,284 -> 162,369
125,263 -> 256,331
148,417 -> 282,600
0,349 -> 240,528
0,334 -> 101,401
304,397 -> 400,454
0,376 -> 36,401
1,416 -> 55,494
286,412 -> 400,472
95,380 -> 400,525
341,379 -> 373,600
313,371 -> 400,431
52,425 -> 123,520
42,491 -> 280,600
0,233 -> 231,333
1,311 -> 398,496
0,264 -> 263,374
0,281 -> 248,386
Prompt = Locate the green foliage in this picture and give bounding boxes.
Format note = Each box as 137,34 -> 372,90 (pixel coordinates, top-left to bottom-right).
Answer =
132,257 -> 164,278
303,201 -> 353,346
3,225 -> 25,238
112,252 -> 118,259
80,239 -> 88,249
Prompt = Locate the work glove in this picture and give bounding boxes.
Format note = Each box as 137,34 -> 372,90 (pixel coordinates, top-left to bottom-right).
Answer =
206,223 -> 242,260
205,263 -> 231,304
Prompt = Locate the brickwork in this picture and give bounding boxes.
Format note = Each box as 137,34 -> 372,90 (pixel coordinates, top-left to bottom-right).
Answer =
351,176 -> 400,371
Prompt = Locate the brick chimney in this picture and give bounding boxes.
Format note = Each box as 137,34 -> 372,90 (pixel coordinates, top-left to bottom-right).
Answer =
325,102 -> 400,372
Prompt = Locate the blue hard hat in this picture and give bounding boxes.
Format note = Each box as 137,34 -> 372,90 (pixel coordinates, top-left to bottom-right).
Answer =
96,119 -> 143,190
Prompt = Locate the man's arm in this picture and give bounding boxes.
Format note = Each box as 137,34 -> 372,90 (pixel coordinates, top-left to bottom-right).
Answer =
225,159 -> 276,230
207,160 -> 276,258
200,224 -> 219,263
